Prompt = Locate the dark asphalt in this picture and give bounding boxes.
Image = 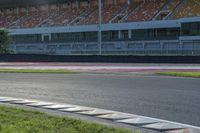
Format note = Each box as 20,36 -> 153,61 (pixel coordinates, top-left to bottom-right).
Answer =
0,73 -> 200,127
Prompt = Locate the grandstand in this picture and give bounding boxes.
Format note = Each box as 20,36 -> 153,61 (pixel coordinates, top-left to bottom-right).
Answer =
0,0 -> 200,55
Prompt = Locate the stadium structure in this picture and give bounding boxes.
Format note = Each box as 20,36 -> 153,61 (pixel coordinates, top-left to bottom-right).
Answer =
0,0 -> 200,55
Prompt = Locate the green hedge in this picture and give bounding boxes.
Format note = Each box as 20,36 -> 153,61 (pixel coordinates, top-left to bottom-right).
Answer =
0,29 -> 9,53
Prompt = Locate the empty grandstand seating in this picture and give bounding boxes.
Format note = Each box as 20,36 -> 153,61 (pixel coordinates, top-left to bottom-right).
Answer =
79,3 -> 128,25
172,0 -> 200,19
0,8 -> 25,28
154,0 -> 182,20
127,0 -> 166,22
0,0 -> 199,29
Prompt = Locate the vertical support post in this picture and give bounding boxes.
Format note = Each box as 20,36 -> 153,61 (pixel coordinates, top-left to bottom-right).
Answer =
98,0 -> 102,55
128,30 -> 132,39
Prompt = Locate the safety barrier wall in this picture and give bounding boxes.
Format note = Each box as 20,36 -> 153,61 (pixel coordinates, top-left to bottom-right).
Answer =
0,54 -> 200,63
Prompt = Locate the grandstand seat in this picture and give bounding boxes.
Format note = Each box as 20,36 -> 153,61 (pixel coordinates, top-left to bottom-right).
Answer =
0,0 -> 199,28
172,0 -> 200,19
127,0 -> 166,22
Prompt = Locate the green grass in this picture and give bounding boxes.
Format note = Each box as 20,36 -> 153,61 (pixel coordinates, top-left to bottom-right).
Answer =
0,69 -> 78,74
157,71 -> 200,78
0,105 -> 135,133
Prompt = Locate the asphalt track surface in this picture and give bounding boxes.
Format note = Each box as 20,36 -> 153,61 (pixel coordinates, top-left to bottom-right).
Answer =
0,72 -> 200,127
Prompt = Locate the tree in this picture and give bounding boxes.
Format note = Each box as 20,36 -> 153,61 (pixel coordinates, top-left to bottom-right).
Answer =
0,29 -> 9,53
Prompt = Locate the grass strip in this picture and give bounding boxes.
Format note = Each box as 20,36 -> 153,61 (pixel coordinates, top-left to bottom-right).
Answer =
157,71 -> 200,78
0,105 -> 135,133
0,69 -> 78,74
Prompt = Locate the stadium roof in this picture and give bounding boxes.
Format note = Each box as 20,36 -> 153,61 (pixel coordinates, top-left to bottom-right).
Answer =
0,0 -> 75,8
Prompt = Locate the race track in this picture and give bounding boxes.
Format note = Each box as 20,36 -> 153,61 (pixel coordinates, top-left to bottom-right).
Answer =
1,72 -> 200,127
